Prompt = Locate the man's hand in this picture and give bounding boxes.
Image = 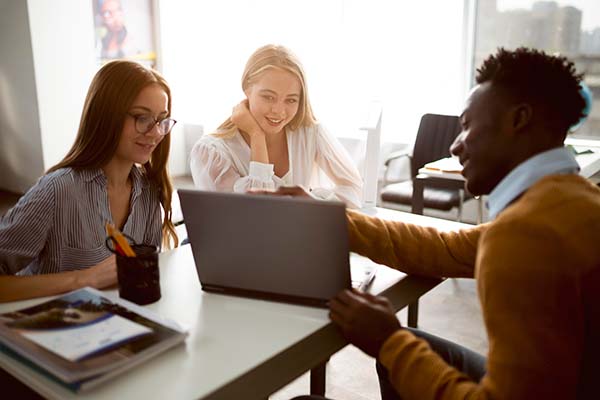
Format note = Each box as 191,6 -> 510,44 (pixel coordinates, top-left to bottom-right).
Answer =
231,99 -> 264,138
329,289 -> 402,358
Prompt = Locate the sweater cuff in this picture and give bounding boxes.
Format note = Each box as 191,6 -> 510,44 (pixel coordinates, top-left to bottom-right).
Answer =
249,161 -> 274,182
379,328 -> 416,368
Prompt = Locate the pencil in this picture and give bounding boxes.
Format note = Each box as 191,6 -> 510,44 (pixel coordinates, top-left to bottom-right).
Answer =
105,223 -> 136,257
358,266 -> 377,292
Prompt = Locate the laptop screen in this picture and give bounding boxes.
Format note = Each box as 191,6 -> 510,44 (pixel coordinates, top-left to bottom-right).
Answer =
178,190 -> 351,307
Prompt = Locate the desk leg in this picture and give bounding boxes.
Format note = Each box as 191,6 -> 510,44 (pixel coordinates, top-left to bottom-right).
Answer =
407,300 -> 419,328
411,176 -> 425,215
310,361 -> 327,396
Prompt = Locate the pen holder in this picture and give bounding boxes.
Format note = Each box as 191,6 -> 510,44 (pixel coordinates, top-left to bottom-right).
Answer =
106,239 -> 161,305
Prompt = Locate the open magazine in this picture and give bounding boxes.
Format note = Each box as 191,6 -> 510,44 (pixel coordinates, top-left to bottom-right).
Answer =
0,287 -> 187,392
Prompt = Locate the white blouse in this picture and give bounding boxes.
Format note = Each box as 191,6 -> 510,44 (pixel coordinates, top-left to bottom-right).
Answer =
190,123 -> 363,208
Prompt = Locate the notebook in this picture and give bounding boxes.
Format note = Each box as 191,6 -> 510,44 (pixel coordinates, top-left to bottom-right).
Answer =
178,189 -> 351,307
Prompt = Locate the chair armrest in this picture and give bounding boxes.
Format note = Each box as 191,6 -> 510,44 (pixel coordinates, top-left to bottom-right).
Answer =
383,151 -> 412,185
384,151 -> 411,167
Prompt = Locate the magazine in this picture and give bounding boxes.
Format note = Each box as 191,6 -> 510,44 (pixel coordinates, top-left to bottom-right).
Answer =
0,287 -> 187,392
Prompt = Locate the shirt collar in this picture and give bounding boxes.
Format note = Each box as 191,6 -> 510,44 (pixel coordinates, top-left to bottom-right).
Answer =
487,146 -> 580,219
79,166 -> 148,190
79,168 -> 105,183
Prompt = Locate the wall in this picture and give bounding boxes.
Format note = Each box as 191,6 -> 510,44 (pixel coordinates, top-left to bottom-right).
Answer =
0,0 -> 97,193
158,1 -> 465,145
27,0 -> 96,173
0,0 -> 44,193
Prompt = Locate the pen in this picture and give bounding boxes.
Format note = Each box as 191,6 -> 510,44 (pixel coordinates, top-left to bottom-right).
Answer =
358,266 -> 377,292
105,223 -> 136,257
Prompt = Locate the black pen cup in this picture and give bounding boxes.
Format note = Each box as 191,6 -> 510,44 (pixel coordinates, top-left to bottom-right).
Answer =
115,244 -> 161,305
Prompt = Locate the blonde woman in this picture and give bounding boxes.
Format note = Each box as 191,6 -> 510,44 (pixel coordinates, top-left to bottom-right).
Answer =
0,60 -> 178,302
190,44 -> 363,208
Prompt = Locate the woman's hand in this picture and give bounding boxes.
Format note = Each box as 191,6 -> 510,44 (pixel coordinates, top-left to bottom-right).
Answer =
80,255 -> 117,289
231,100 -> 264,138
233,99 -> 269,164
0,255 -> 118,303
249,185 -> 312,199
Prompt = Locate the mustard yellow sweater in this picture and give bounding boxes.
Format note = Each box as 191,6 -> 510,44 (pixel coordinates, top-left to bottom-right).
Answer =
347,175 -> 600,400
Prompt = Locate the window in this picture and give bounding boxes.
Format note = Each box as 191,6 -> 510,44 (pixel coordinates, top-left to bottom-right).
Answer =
474,0 -> 600,139
158,1 -> 466,144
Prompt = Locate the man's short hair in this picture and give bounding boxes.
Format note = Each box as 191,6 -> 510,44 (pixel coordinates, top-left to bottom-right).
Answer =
476,47 -> 586,133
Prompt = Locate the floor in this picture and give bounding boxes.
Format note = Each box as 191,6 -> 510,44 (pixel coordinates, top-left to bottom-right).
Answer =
0,179 -> 488,400
270,278 -> 486,400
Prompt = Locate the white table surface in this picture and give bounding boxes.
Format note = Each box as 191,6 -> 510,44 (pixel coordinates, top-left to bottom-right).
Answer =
0,208 -> 469,400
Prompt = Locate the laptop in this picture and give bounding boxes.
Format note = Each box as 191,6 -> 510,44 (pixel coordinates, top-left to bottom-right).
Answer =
178,189 -> 352,308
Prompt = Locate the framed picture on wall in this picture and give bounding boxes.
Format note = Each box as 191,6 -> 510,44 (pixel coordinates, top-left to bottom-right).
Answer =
92,0 -> 157,68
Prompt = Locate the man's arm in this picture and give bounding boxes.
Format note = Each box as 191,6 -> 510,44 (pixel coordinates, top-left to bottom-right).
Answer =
347,209 -> 483,278
379,221 -> 582,400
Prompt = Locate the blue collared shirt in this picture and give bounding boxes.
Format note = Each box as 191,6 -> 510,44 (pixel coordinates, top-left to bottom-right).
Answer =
487,147 -> 580,219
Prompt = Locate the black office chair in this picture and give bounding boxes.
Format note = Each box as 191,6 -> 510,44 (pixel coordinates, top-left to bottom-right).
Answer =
380,113 -> 472,221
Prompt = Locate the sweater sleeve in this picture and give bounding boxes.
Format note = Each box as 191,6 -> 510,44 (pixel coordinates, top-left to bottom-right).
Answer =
346,210 -> 483,278
379,220 -> 583,400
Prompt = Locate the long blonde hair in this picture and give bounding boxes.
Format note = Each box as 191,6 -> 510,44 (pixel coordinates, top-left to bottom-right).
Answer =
48,60 -> 178,249
214,44 -> 317,138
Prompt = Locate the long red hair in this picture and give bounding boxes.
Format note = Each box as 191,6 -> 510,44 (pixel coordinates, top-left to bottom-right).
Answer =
48,60 -> 178,248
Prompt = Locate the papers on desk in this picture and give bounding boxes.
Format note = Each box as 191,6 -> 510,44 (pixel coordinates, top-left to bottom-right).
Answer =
423,157 -> 463,173
567,144 -> 595,155
0,287 -> 187,392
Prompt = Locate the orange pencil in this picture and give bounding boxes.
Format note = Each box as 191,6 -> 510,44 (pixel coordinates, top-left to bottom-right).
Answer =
105,223 -> 136,257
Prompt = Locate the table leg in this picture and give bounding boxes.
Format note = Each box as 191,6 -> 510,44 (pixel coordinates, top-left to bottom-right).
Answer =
310,360 -> 327,396
407,300 -> 419,328
476,196 -> 483,224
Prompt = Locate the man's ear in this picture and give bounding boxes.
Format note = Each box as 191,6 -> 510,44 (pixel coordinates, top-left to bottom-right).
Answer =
511,103 -> 533,133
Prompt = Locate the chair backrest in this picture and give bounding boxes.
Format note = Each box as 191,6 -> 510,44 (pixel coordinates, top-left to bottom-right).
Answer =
410,113 -> 462,177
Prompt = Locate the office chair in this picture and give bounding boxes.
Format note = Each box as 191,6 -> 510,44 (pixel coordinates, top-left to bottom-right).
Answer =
380,113 -> 472,221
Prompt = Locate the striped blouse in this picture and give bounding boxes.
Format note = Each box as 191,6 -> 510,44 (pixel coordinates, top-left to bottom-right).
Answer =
0,167 -> 162,275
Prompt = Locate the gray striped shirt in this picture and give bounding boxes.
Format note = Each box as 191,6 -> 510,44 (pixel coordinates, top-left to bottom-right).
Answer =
0,167 -> 162,275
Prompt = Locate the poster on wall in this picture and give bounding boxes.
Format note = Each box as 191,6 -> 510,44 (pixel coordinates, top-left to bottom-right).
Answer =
92,0 -> 157,68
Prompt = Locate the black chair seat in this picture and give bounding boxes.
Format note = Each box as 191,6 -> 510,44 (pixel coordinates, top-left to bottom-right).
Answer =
381,181 -> 463,211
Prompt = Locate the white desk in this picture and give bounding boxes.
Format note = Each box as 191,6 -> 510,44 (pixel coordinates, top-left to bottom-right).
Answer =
574,150 -> 600,180
0,208 -> 469,400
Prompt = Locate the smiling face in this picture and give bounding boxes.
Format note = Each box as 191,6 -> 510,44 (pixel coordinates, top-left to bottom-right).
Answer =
245,68 -> 301,136
450,82 -> 516,196
114,83 -> 169,166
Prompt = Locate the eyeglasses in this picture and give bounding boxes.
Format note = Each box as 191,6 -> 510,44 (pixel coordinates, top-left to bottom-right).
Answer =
128,113 -> 177,136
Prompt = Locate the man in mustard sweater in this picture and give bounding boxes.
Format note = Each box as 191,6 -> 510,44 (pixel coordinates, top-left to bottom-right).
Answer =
290,47 -> 600,400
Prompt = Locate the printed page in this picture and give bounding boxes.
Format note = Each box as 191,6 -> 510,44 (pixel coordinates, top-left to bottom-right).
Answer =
20,314 -> 152,362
